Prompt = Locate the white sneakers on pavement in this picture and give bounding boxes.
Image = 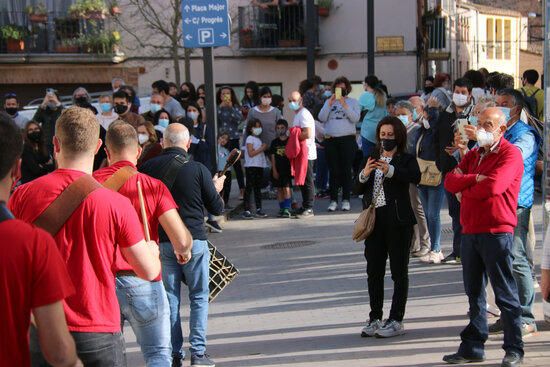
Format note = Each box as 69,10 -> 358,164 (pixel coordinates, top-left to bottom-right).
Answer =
361,319 -> 382,337
341,200 -> 351,211
327,201 -> 338,212
419,251 -> 444,264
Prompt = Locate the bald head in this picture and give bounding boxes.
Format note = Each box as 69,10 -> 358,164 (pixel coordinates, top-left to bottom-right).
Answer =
290,91 -> 301,101
480,107 -> 506,127
163,123 -> 190,149
476,107 -> 507,147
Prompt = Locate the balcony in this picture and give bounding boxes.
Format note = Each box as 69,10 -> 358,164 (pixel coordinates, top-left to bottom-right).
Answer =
237,5 -> 318,56
425,16 -> 450,60
0,10 -> 124,64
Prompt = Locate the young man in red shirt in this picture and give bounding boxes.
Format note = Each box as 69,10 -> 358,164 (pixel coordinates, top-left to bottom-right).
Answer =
443,107 -> 524,367
9,107 -> 161,366
93,121 -> 193,365
0,113 -> 81,367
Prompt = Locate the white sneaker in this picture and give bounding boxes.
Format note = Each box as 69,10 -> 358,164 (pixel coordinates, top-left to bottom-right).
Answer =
341,200 -> 351,211
327,201 -> 338,212
361,319 -> 382,337
419,251 -> 444,264
375,319 -> 405,338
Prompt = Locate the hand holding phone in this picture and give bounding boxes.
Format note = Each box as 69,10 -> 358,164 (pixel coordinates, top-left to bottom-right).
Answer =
335,87 -> 342,100
455,118 -> 469,143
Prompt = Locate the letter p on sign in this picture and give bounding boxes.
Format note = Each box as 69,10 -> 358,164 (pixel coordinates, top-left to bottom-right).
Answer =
198,28 -> 214,45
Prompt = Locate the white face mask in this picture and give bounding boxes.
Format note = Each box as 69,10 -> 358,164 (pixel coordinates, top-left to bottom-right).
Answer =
476,128 -> 495,147
452,93 -> 469,107
252,127 -> 262,136
261,97 -> 272,106
138,133 -> 149,145
421,118 -> 430,129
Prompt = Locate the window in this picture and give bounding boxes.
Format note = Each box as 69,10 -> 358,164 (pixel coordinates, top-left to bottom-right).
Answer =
486,18 -> 494,59
504,19 -> 511,60
495,18 -> 503,59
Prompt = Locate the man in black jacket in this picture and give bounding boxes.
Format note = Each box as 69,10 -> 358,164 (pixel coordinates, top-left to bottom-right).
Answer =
434,78 -> 474,265
140,123 -> 224,367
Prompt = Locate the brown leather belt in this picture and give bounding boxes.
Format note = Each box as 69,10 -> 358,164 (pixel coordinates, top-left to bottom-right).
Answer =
116,270 -> 138,277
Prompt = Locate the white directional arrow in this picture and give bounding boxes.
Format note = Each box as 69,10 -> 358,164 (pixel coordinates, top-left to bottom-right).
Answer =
184,18 -> 191,24
185,34 -> 193,40
220,32 -> 227,39
184,5 -> 190,12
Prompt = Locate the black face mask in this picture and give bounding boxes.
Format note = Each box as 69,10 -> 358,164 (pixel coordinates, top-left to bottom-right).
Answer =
381,139 -> 397,152
75,96 -> 87,105
114,104 -> 128,115
5,107 -> 17,115
424,86 -> 435,94
180,91 -> 190,99
28,130 -> 42,143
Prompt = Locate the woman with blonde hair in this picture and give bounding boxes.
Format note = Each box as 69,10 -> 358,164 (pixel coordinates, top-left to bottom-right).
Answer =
359,75 -> 388,157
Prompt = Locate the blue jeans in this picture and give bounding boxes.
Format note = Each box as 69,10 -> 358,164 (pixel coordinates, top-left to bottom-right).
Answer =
361,136 -> 376,158
116,276 -> 171,366
512,207 -> 535,325
160,240 -> 210,358
459,233 -> 523,358
445,189 -> 462,257
418,184 -> 445,252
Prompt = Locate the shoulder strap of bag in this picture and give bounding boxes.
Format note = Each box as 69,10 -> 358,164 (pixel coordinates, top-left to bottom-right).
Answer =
102,166 -> 138,192
416,133 -> 425,156
160,155 -> 189,191
0,201 -> 14,223
33,174 -> 102,236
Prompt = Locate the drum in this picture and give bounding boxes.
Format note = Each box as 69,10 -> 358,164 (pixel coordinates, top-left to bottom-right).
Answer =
208,241 -> 239,302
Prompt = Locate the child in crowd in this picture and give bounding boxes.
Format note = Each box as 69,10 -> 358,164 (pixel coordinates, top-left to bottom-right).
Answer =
269,119 -> 292,218
217,132 -> 232,209
242,118 -> 268,219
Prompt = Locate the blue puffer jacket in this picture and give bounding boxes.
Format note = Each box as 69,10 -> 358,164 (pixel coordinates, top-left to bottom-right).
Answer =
504,121 -> 541,209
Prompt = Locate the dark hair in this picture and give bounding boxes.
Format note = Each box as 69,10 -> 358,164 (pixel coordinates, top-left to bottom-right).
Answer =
433,73 -> 450,88
462,69 -> 486,89
186,100 -> 203,124
453,77 -> 473,93
500,74 -> 515,90
496,88 -> 526,109
120,85 -> 136,99
180,82 -> 197,100
364,75 -> 381,89
113,90 -> 131,103
332,76 -> 352,95
259,86 -> 272,98
153,109 -> 172,125
299,79 -> 314,95
0,112 -> 23,179
197,84 -> 206,95
216,86 -> 240,106
271,94 -> 284,110
24,120 -> 48,157
478,67 -> 489,80
243,81 -> 260,104
424,76 -> 434,83
523,69 -> 539,85
245,118 -> 262,135
386,97 -> 397,107
152,80 -> 170,95
374,116 -> 408,155
276,119 -> 288,128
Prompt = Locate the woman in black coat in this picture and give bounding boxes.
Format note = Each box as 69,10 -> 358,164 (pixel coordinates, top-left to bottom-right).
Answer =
355,115 -> 420,338
21,121 -> 54,184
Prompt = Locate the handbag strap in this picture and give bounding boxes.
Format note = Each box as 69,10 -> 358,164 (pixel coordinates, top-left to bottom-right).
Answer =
102,166 -> 138,192
33,174 -> 102,236
160,154 -> 189,191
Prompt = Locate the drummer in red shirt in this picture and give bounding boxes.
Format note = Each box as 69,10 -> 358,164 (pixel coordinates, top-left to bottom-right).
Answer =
0,113 -> 81,367
9,107 -> 161,366
93,121 -> 193,365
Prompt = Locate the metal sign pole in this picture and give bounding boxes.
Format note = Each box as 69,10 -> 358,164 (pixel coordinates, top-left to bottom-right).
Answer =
543,0 -> 549,238
203,47 -> 218,173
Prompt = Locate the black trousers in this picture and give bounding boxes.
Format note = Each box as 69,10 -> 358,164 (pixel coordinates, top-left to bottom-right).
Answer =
220,170 -> 232,205
445,189 -> 462,257
299,160 -> 315,210
364,205 -> 414,322
227,139 -> 245,190
325,135 -> 357,201
244,167 -> 263,211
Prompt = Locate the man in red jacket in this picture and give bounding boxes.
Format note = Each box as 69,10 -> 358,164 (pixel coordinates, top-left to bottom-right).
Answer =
443,107 -> 524,367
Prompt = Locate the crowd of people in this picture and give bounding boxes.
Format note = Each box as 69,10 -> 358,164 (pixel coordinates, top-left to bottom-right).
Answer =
1,66 -> 549,367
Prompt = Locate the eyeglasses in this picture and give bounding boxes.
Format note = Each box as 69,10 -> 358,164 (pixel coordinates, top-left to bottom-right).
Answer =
4,93 -> 16,99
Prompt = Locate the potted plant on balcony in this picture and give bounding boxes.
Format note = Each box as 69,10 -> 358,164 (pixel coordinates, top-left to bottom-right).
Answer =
109,1 -> 122,16
317,0 -> 333,17
25,2 -> 48,23
240,26 -> 254,48
69,0 -> 107,20
1,25 -> 27,52
56,37 -> 79,53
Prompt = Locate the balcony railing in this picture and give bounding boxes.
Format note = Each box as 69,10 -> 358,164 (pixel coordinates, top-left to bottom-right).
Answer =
0,11 -> 122,62
426,16 -> 447,51
238,5 -> 316,54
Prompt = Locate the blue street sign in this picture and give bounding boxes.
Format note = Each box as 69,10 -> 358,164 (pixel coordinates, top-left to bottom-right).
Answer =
182,0 -> 230,48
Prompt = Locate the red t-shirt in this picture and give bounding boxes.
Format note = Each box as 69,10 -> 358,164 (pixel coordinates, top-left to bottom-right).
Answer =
9,169 -> 144,333
0,218 -> 74,367
93,161 -> 177,275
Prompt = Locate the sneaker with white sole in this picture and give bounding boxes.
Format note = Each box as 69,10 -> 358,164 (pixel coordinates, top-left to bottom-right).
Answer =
420,251 -> 444,264
341,200 -> 351,211
361,319 -> 382,337
375,319 -> 405,338
327,201 -> 338,212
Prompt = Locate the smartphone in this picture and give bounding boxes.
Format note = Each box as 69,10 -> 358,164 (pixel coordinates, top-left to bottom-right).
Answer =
223,94 -> 231,103
335,87 -> 342,100
46,88 -> 55,96
455,118 -> 469,142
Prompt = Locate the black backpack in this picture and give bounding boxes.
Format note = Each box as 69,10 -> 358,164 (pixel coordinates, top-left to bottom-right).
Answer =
520,88 -> 541,118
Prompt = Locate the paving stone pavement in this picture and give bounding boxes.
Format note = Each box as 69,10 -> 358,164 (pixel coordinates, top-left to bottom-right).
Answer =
125,195 -> 550,367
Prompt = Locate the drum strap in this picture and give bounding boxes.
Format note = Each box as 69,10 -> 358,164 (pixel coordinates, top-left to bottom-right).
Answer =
102,166 -> 138,192
33,174 -> 102,236
159,154 -> 189,191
